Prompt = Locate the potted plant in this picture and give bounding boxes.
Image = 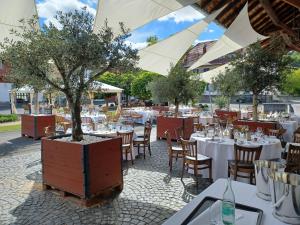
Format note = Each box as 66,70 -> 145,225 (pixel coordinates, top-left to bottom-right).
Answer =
148,63 -> 205,140
1,9 -> 138,205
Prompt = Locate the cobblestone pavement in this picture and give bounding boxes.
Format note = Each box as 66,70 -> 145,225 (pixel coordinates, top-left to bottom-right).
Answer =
0,127 -> 211,225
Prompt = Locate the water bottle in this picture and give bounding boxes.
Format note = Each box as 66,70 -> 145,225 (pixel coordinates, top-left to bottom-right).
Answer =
222,178 -> 235,225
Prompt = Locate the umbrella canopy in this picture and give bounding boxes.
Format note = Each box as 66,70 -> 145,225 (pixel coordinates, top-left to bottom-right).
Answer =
89,81 -> 123,94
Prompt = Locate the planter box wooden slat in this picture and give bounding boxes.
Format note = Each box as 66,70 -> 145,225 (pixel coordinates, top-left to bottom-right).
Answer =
215,110 -> 241,120
157,116 -> 193,140
42,135 -> 123,206
21,114 -> 55,139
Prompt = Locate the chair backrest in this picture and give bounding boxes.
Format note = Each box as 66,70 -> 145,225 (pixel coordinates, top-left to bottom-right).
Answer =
268,129 -> 280,137
287,144 -> 300,165
174,127 -> 183,141
117,131 -> 134,145
194,123 -> 204,132
180,139 -> 198,159
192,116 -> 199,124
164,130 -> 172,154
294,133 -> 300,143
81,117 -> 93,124
44,126 -> 55,137
234,144 -> 262,163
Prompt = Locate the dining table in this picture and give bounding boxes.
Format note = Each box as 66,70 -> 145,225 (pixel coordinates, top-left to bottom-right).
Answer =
64,113 -> 107,123
280,120 -> 298,142
163,178 -> 290,225
190,134 -> 283,181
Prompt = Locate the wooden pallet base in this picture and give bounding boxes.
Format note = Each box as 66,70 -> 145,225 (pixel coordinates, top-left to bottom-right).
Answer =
43,183 -> 123,207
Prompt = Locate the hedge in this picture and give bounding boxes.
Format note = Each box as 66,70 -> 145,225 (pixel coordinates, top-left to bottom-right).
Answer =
0,114 -> 19,123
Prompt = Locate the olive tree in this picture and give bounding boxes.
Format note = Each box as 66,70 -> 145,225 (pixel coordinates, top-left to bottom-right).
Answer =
1,8 -> 138,141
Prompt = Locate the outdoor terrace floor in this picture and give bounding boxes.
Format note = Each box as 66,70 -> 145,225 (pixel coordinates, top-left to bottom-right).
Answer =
0,126 -> 211,225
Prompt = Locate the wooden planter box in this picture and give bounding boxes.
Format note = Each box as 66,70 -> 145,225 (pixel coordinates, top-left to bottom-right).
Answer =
21,114 -> 55,139
157,116 -> 193,140
215,110 -> 241,120
233,120 -> 277,134
42,134 -> 123,207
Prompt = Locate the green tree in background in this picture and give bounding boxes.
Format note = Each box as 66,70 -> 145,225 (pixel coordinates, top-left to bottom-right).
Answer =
146,35 -> 158,46
282,69 -> 300,96
1,9 -> 138,141
131,71 -> 159,100
148,64 -> 203,114
232,41 -> 292,121
212,68 -> 242,110
98,72 -> 135,104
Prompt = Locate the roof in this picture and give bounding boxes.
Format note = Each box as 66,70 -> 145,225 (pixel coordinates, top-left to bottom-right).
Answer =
183,40 -> 232,68
90,81 -> 123,93
194,0 -> 300,51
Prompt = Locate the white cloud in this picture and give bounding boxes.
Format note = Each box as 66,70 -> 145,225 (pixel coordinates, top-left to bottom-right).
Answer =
37,0 -> 96,27
158,6 -> 204,23
194,39 -> 217,45
125,41 -> 147,50
208,29 -> 214,33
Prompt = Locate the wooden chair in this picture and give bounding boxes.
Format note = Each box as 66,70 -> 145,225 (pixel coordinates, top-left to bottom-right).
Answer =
181,139 -> 212,184
44,126 -> 55,137
228,144 -> 262,184
294,133 -> 300,143
285,144 -> 300,174
194,123 -> 204,132
117,131 -> 134,165
133,124 -> 152,159
191,115 -> 199,125
81,117 -> 95,131
268,128 -> 285,141
55,115 -> 71,133
174,127 -> 184,142
165,130 -> 184,172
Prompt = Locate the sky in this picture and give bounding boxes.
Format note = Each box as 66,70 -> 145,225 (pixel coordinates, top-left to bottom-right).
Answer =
35,0 -> 225,49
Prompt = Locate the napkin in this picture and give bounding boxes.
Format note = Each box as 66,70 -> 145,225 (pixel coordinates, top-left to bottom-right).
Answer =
188,200 -> 258,225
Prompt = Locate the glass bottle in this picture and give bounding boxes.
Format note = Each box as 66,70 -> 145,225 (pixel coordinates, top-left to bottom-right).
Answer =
222,178 -> 235,225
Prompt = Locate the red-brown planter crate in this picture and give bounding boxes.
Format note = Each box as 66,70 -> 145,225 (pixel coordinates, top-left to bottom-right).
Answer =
233,120 -> 277,134
157,116 -> 193,140
21,114 -> 55,139
42,134 -> 123,206
215,110 -> 241,120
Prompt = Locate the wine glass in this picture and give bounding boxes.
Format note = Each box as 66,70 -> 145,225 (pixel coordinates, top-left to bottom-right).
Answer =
209,203 -> 221,225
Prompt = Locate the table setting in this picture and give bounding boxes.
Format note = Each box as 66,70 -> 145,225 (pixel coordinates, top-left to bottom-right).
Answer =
190,126 -> 283,181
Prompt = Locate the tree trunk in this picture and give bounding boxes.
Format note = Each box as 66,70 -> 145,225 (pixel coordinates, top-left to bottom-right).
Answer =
67,96 -> 83,141
174,98 -> 179,115
227,96 -> 231,111
252,93 -> 258,121
34,90 -> 39,115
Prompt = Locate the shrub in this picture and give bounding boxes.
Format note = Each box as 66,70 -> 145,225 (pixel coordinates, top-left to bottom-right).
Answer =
0,114 -> 19,123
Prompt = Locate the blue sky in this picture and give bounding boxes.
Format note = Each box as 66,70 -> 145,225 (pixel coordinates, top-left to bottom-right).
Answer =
36,0 -> 225,49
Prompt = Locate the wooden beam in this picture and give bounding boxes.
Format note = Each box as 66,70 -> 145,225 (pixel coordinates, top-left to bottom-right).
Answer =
259,0 -> 297,37
281,0 -> 300,9
280,32 -> 300,51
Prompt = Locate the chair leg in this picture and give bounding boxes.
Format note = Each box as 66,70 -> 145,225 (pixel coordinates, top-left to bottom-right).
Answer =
250,172 -> 253,185
148,143 -> 152,156
181,160 -> 185,180
194,163 -> 198,189
130,150 -> 134,165
137,144 -> 140,154
208,161 -> 212,181
170,156 -> 173,172
143,144 -> 146,159
234,167 -> 237,181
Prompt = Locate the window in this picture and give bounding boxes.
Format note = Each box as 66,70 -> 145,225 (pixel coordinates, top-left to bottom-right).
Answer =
203,68 -> 210,72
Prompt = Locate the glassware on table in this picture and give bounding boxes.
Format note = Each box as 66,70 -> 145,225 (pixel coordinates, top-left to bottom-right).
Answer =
222,178 -> 235,225
209,203 -> 221,225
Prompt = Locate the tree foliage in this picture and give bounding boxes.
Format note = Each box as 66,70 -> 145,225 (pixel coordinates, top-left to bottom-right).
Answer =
146,36 -> 158,46
282,69 -> 300,96
148,64 -> 203,113
0,8 -> 138,141
230,40 -> 292,120
131,71 -> 159,100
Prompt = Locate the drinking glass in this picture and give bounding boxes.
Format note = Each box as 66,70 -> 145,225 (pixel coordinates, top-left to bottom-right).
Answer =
209,203 -> 221,225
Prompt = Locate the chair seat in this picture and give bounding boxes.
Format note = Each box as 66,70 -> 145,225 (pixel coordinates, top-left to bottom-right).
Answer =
228,160 -> 254,169
186,154 -> 211,161
133,137 -> 146,142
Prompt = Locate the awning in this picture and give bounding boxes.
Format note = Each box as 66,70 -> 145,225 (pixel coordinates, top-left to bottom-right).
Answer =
137,7 -> 224,75
93,0 -> 199,34
89,81 -> 123,93
0,0 -> 38,45
188,3 -> 268,71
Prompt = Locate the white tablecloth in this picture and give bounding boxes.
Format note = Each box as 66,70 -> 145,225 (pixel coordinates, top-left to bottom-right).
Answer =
128,109 -> 157,124
65,113 -> 106,123
280,120 -> 298,142
190,134 -> 282,181
163,178 -> 290,225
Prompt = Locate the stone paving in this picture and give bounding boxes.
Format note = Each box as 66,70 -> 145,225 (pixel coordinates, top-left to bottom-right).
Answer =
0,127 -> 211,225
